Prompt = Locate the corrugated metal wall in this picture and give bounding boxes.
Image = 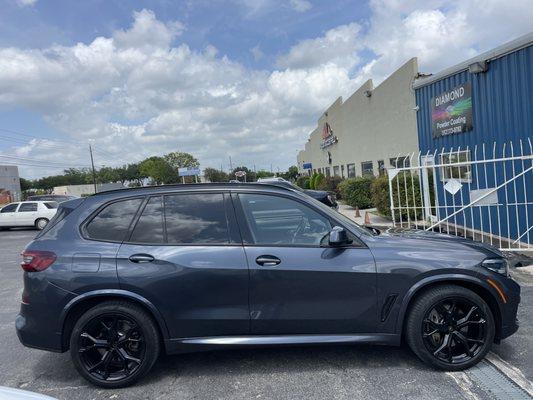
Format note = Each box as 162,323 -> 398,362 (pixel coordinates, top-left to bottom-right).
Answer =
416,43 -> 533,152
415,43 -> 533,246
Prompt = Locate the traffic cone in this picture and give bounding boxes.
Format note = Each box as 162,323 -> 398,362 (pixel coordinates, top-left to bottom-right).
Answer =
355,206 -> 361,218
364,211 -> 371,225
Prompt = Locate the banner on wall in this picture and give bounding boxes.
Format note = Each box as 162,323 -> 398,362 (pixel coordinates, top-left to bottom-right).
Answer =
431,82 -> 473,138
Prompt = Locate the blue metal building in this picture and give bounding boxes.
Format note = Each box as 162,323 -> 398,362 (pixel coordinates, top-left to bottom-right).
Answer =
412,33 -> 533,248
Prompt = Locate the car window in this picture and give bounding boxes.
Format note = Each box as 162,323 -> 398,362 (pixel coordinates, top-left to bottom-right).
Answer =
44,202 -> 58,209
164,193 -> 229,244
18,203 -> 38,212
85,198 -> 143,242
239,193 -> 331,246
130,196 -> 165,243
0,203 -> 18,213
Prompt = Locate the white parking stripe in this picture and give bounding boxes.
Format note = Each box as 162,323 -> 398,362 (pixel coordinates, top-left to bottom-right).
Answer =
486,352 -> 533,397
446,371 -> 481,400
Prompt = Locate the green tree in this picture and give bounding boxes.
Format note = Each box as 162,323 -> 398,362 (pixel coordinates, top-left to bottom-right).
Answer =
139,156 -> 176,185
255,170 -> 274,179
98,166 -> 120,183
19,178 -> 32,191
204,167 -> 229,182
164,152 -> 199,170
280,165 -> 299,181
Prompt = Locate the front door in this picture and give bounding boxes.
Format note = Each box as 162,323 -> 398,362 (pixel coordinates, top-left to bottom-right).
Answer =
0,203 -> 19,226
234,193 -> 377,335
117,192 -> 249,339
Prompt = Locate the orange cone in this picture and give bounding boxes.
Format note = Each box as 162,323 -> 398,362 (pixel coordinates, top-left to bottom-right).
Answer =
364,211 -> 371,225
355,206 -> 361,218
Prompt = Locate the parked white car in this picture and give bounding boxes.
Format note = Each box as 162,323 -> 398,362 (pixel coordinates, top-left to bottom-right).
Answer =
0,201 -> 58,230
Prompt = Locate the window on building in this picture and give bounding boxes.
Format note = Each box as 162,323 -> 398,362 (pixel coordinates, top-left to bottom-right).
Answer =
85,198 -> 144,241
361,161 -> 373,177
390,156 -> 411,168
340,165 -> 345,178
378,160 -> 385,176
440,150 -> 472,182
324,167 -> 331,178
333,165 -> 340,177
164,193 -> 229,244
347,163 -> 356,178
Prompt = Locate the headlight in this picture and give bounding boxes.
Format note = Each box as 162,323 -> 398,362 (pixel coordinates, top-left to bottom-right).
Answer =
482,258 -> 509,276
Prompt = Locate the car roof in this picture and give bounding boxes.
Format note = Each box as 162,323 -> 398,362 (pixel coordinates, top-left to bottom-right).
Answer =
90,182 -> 297,198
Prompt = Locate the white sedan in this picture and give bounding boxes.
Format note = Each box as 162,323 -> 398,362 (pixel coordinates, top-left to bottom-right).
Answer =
0,201 -> 57,230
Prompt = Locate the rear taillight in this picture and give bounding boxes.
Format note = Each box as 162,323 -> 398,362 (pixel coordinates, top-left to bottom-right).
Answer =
20,250 -> 56,272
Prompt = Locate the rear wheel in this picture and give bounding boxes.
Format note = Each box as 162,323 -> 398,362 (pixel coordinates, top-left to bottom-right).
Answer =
70,301 -> 160,388
35,218 -> 48,230
406,285 -> 494,370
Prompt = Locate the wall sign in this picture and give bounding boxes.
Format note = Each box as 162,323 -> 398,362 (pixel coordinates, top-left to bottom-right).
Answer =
431,82 -> 473,138
302,162 -> 312,169
178,167 -> 201,176
320,122 -> 338,149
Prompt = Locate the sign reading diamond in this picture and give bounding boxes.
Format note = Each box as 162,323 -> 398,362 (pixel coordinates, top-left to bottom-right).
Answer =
444,179 -> 462,195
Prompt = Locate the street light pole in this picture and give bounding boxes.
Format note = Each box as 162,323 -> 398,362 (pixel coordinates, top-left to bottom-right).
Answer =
89,144 -> 97,194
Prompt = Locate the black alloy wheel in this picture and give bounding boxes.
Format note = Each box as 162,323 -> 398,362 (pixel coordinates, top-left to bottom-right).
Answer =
406,285 -> 495,370
422,297 -> 487,364
78,313 -> 144,381
70,301 -> 160,388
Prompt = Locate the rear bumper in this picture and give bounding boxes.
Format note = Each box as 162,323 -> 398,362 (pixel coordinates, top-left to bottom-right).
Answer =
16,306 -> 64,352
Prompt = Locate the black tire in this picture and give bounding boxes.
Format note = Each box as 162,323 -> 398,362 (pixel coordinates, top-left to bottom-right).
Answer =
70,301 -> 160,388
406,285 -> 495,371
35,218 -> 49,230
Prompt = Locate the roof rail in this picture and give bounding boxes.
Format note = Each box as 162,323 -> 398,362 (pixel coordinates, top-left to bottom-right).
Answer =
89,182 -> 295,196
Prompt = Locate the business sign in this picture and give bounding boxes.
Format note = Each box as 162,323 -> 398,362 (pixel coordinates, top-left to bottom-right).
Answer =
431,82 -> 473,138
320,122 -> 338,149
178,167 -> 200,177
302,162 -> 312,169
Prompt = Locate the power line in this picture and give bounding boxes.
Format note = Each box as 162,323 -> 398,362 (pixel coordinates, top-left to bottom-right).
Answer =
0,155 -> 91,169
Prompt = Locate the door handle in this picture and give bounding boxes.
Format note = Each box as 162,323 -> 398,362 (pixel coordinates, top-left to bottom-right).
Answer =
129,254 -> 155,263
256,255 -> 281,267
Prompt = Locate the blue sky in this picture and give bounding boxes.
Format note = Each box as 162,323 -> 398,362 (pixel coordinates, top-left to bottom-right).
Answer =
0,0 -> 531,178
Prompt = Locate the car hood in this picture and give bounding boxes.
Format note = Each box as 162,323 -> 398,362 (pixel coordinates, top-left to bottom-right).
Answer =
378,227 -> 503,257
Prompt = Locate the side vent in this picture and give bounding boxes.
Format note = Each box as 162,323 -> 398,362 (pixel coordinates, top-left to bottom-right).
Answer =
381,294 -> 398,322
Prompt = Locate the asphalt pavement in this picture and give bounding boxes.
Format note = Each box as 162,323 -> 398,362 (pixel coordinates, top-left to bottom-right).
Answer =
0,229 -> 531,400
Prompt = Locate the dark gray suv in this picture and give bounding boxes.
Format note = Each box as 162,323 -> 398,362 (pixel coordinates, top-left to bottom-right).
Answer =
16,183 -> 520,388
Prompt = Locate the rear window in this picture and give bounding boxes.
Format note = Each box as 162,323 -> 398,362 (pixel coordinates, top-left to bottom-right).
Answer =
130,196 -> 165,243
85,198 -> 143,242
44,202 -> 58,209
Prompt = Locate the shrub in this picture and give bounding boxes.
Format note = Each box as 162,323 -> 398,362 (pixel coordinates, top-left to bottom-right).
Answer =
318,176 -> 343,197
296,176 -> 310,189
313,173 -> 326,190
338,176 -> 374,209
370,172 -> 424,221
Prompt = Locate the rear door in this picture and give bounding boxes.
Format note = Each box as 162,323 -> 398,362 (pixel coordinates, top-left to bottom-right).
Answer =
15,202 -> 38,226
117,191 -> 249,339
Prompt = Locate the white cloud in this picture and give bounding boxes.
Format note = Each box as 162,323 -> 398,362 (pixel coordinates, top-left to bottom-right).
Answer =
16,0 -> 37,7
277,23 -> 362,69
1,2 -> 532,178
290,0 -> 312,12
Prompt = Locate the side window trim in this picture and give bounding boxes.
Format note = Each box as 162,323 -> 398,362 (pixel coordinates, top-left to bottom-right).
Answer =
122,191 -> 240,246
81,196 -> 146,243
232,191 -> 366,248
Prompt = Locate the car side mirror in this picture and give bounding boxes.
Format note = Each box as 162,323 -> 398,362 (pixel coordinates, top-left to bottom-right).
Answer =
328,226 -> 352,246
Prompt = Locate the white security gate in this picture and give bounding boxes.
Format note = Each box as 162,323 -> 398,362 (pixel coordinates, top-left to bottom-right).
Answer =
388,139 -> 533,251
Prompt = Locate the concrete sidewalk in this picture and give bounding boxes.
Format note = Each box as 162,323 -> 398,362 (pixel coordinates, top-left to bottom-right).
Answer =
337,203 -> 393,228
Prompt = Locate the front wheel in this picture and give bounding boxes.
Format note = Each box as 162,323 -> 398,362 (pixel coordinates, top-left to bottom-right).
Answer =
70,301 -> 160,388
406,285 -> 495,370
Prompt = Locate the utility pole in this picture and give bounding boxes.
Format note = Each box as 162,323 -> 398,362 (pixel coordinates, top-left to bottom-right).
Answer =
229,156 -> 233,172
89,144 -> 97,194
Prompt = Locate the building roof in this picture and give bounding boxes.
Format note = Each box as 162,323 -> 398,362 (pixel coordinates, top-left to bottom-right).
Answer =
413,32 -> 533,89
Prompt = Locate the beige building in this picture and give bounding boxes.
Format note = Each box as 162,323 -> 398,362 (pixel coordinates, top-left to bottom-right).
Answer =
297,58 -> 420,178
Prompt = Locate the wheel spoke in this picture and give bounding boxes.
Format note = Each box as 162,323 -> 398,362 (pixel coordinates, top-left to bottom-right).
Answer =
117,348 -> 141,365
453,331 -> 473,357
457,318 -> 486,329
447,335 -> 454,362
80,332 -> 109,348
423,319 -> 446,331
423,329 -> 439,337
435,304 -> 449,318
457,306 -> 478,325
433,334 -> 450,356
